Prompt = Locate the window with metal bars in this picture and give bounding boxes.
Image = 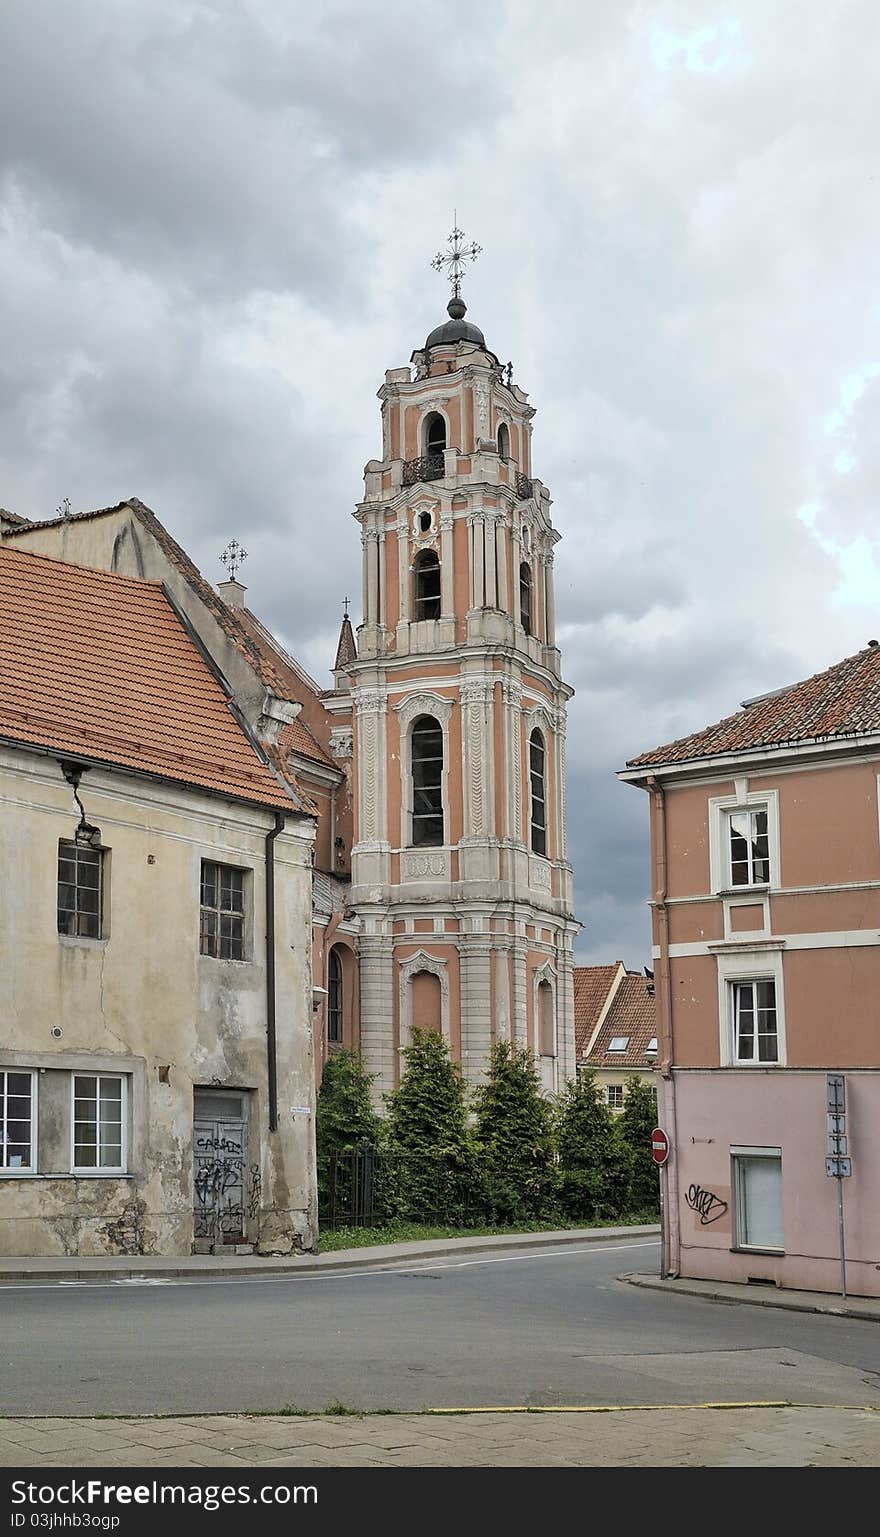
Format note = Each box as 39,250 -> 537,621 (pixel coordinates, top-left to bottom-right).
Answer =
328,947 -> 343,1045
413,549 -> 441,620
200,862 -> 246,960
0,1070 -> 35,1171
57,840 -> 103,938
411,716 -> 444,847
530,729 -> 546,856
423,412 -> 446,458
72,1073 -> 126,1172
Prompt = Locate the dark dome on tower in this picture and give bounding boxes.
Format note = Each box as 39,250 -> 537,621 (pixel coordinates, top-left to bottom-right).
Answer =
425,295 -> 486,350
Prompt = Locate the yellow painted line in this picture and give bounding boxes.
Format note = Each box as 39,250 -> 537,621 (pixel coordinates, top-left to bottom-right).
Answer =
425,1401 -> 880,1415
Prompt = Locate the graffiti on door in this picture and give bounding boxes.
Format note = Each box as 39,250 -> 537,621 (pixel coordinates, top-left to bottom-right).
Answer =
193,1119 -> 246,1242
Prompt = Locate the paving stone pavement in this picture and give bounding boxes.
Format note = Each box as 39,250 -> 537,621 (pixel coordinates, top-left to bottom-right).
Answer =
0,1409 -> 877,1467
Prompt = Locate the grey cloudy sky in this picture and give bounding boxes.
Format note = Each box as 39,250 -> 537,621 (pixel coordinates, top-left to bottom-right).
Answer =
2,1 -> 879,965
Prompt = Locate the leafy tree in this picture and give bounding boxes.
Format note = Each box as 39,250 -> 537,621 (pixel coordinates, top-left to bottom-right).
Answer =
555,1069 -> 631,1222
315,1049 -> 381,1162
384,1028 -> 477,1222
473,1041 -> 557,1222
617,1075 -> 661,1216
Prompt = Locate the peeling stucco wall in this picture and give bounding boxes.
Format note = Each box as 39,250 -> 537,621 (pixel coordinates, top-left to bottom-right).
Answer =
0,745 -> 317,1257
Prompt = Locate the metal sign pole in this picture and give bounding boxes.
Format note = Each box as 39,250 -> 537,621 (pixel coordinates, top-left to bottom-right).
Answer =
837,1172 -> 847,1299
659,1164 -> 666,1280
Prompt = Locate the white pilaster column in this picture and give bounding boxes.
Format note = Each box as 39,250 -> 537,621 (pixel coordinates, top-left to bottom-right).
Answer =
361,529 -> 370,622
512,528 -> 522,626
440,512 -> 454,615
544,555 -> 556,646
378,531 -> 386,628
459,931 -> 494,1084
358,933 -> 395,1098
494,945 -> 512,1043
397,518 -> 410,623
496,517 -> 509,614
512,939 -> 528,1046
366,533 -> 379,627
484,512 -> 497,608
556,706 -> 567,862
502,679 -> 523,846
472,513 -> 485,609
460,680 -> 492,839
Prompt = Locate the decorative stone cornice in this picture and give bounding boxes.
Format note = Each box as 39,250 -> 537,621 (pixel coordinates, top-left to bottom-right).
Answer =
394,690 -> 454,731
354,688 -> 387,716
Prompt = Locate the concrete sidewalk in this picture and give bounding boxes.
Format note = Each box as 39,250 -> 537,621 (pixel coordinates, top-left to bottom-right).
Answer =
622,1271 -> 880,1323
0,1407 -> 876,1467
0,1224 -> 659,1284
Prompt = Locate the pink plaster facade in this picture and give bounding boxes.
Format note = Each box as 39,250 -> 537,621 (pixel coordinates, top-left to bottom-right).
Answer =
624,746 -> 880,1298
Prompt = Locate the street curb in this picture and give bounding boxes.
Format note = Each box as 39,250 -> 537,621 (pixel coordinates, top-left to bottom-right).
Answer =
0,1225 -> 660,1285
620,1270 -> 880,1323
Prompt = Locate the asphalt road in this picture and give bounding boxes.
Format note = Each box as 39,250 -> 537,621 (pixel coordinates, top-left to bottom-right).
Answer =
2,1238 -> 879,1416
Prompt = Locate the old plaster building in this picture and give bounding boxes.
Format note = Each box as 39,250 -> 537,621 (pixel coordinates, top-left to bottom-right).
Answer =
0,545 -> 317,1257
3,241 -> 578,1114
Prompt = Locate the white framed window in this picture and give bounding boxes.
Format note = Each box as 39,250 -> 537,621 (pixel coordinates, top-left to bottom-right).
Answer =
646,1037 -> 658,1056
606,1084 -> 624,1110
608,1036 -> 629,1053
708,789 -> 779,894
732,1147 -> 783,1251
715,946 -> 786,1066
72,1073 -> 127,1174
0,1070 -> 36,1173
732,979 -> 778,1062
728,807 -> 770,887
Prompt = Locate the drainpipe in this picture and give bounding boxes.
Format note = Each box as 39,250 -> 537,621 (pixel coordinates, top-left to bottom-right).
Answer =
647,774 -> 678,1279
265,811 -> 285,1133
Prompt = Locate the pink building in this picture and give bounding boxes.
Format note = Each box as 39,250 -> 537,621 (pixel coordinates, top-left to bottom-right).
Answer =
622,645 -> 880,1298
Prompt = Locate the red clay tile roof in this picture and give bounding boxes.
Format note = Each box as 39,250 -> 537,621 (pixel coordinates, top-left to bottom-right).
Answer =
0,508 -> 31,527
0,546 -> 305,813
585,974 -> 657,1068
627,643 -> 880,769
573,963 -> 623,1058
3,498 -> 338,771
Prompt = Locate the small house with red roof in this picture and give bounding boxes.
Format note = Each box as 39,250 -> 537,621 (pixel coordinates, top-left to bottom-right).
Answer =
574,963 -> 657,1110
0,543 -> 318,1258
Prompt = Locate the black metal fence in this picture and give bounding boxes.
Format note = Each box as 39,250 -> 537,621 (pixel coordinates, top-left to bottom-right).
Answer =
318,1146 -> 492,1231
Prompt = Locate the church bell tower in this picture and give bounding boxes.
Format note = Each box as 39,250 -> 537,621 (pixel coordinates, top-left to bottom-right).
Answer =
345,226 -> 577,1093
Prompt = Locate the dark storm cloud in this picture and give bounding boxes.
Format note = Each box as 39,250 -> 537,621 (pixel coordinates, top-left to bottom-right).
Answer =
2,2 -> 879,965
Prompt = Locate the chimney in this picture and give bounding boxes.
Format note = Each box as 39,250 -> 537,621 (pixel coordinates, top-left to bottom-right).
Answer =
218,578 -> 247,610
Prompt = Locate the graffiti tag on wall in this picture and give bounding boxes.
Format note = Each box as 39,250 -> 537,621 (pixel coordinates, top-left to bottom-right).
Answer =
684,1183 -> 729,1226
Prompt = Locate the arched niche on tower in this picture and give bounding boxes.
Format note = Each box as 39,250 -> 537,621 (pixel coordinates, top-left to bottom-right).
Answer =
398,950 -> 451,1050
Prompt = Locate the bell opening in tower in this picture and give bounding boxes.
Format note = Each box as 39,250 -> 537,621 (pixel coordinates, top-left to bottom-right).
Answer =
413,548 -> 441,620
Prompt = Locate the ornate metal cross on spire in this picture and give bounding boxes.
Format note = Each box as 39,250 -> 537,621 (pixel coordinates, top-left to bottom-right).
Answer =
431,214 -> 482,302
221,537 -> 248,582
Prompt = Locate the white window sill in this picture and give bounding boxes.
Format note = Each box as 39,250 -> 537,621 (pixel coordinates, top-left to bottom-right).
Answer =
198,955 -> 253,966
732,1245 -> 785,1257
58,935 -> 109,948
0,1172 -> 133,1181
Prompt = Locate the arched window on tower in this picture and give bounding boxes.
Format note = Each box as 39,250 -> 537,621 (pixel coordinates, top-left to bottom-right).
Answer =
413,548 -> 441,620
423,412 -> 446,464
520,562 -> 533,636
497,422 -> 510,459
530,729 -> 547,856
328,946 -> 343,1045
411,715 -> 444,847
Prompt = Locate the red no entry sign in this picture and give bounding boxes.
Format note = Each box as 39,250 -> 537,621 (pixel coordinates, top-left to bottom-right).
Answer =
651,1128 -> 670,1165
